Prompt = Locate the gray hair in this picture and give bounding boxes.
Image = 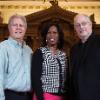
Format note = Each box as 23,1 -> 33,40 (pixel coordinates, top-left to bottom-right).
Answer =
74,14 -> 92,23
8,14 -> 27,28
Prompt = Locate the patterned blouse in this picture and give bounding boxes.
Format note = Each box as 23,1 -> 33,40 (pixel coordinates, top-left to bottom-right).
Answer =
40,46 -> 68,94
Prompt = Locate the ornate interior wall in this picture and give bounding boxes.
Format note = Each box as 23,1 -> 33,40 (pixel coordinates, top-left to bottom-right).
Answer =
0,1 -> 100,53
0,1 -> 100,24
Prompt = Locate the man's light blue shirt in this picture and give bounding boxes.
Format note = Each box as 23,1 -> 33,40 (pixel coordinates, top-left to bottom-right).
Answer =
0,37 -> 33,100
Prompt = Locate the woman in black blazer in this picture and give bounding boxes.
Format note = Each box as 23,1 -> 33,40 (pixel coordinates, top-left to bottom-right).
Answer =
31,23 -> 69,100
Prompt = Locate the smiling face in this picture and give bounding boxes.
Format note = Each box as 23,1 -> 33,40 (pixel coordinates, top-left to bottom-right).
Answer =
74,14 -> 92,43
8,17 -> 27,43
46,25 -> 59,48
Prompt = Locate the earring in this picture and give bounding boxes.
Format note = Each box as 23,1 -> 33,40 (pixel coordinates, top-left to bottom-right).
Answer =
46,40 -> 47,42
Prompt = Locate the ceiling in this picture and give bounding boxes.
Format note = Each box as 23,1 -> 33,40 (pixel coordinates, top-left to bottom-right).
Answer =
0,0 -> 100,1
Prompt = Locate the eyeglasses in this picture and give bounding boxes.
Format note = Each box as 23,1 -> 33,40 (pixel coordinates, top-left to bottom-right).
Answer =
74,22 -> 90,28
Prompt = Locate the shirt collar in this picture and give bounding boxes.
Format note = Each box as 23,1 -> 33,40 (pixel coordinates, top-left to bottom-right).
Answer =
8,37 -> 26,48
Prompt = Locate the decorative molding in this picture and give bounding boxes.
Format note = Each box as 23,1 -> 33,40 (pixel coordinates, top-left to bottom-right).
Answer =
62,6 -> 100,10
0,5 -> 50,10
0,5 -> 100,10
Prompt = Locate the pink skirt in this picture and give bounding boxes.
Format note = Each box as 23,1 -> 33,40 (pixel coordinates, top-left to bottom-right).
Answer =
33,92 -> 63,100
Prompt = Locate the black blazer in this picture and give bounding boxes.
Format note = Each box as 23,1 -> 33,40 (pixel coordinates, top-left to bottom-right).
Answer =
31,49 -> 44,100
70,33 -> 100,100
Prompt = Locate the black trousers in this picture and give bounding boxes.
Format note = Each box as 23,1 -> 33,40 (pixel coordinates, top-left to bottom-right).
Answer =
5,90 -> 33,100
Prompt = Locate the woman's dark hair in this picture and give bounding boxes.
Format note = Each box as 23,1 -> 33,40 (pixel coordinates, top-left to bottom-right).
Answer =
41,23 -> 64,50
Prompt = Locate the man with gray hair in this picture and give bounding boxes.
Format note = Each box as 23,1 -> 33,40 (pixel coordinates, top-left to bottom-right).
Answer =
0,14 -> 33,100
70,14 -> 100,100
